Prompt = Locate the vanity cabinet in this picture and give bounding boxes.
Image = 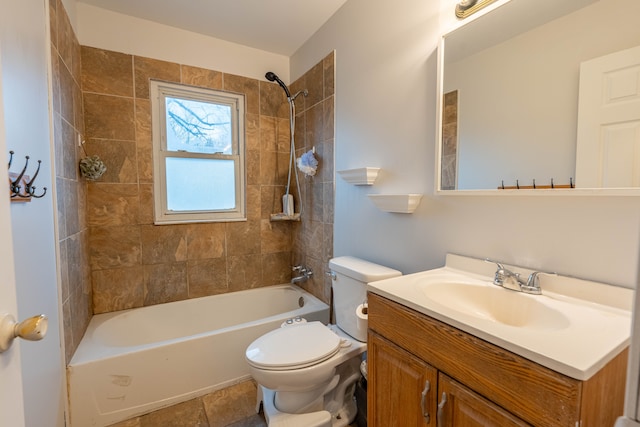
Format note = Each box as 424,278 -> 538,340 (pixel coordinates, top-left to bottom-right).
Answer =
367,293 -> 628,427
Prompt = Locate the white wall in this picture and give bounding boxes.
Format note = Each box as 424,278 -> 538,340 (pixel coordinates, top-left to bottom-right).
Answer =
291,0 -> 640,288
1,0 -> 65,425
76,3 -> 290,83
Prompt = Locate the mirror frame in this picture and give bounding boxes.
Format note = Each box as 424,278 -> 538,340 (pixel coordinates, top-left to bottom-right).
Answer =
434,0 -> 640,197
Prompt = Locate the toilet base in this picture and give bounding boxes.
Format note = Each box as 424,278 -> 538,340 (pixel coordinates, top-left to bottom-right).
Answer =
257,356 -> 362,427
259,386 -> 333,427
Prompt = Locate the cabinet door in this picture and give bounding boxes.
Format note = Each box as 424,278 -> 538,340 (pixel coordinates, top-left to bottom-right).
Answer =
437,373 -> 531,427
368,332 -> 437,426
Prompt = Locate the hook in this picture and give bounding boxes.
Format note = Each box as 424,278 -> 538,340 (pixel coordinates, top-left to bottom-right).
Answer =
10,155 -> 29,197
7,152 -> 47,200
516,179 -> 520,189
551,178 -> 554,189
533,179 -> 536,189
24,160 -> 46,198
570,177 -> 574,188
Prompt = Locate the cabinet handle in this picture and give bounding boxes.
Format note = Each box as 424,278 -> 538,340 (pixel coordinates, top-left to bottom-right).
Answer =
436,392 -> 447,427
420,380 -> 431,423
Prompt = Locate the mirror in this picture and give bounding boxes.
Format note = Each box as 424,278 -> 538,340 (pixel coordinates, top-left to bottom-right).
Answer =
437,0 -> 640,192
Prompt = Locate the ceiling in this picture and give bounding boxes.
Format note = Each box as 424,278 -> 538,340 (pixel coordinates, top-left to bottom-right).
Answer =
76,0 -> 349,57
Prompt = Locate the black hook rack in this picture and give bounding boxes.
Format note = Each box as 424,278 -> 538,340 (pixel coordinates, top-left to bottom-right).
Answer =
7,151 -> 47,201
498,177 -> 574,190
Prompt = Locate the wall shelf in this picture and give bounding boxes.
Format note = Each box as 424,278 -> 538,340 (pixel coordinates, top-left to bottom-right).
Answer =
270,213 -> 301,222
337,167 -> 380,185
368,194 -> 423,213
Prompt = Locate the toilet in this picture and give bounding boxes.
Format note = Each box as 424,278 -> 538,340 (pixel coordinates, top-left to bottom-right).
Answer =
245,256 -> 402,427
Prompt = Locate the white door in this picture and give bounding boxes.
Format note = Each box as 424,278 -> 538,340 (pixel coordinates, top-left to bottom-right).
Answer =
575,45 -> 640,188
0,52 -> 26,426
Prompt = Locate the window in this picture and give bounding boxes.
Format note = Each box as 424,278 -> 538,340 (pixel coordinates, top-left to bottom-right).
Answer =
150,80 -> 246,224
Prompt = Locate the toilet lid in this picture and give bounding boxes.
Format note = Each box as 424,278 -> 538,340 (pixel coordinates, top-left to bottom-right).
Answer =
245,322 -> 341,370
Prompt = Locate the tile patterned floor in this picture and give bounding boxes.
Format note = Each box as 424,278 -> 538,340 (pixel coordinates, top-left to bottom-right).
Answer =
106,379 -> 361,427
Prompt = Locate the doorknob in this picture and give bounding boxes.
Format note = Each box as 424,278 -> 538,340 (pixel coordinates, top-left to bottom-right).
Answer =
0,313 -> 48,352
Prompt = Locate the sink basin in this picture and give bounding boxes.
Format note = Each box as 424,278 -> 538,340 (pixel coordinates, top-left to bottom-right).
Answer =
421,282 -> 570,330
366,254 -> 633,380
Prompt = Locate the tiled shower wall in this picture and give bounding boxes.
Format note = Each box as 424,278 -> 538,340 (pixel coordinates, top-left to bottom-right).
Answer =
50,0 -> 92,363
81,49 -> 336,313
51,0 -> 335,362
290,55 -> 335,304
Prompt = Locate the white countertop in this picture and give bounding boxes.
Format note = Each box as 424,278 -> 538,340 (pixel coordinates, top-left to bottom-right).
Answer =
367,254 -> 632,380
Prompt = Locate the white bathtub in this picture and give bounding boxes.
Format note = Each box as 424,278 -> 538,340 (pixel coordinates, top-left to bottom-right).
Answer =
67,284 -> 329,427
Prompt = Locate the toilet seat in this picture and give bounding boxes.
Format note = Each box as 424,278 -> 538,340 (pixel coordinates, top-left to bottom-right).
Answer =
246,322 -> 341,370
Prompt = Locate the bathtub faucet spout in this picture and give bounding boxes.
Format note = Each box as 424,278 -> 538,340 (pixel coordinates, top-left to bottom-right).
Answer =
291,266 -> 313,284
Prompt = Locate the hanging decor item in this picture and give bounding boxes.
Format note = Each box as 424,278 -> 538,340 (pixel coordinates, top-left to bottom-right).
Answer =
296,148 -> 318,177
7,150 -> 47,202
78,140 -> 106,180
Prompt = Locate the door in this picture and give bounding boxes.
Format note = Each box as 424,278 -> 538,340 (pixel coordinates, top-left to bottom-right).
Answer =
437,374 -> 530,427
1,0 -> 66,425
575,45 -> 640,188
0,51 -> 26,425
368,332 -> 438,426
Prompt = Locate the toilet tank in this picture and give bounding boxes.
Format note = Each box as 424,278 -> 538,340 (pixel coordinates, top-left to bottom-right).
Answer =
329,256 -> 401,342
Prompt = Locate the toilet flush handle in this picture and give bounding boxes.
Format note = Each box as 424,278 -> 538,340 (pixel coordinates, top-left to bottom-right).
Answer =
326,271 -> 336,280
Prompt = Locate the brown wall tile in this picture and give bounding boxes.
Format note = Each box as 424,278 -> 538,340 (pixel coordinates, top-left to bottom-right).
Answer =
134,56 -> 181,99
58,58 -> 75,125
186,223 -> 225,260
143,262 -> 188,304
90,225 -> 141,269
187,258 -> 228,298
81,47 -> 133,96
260,220 -> 291,253
87,183 -> 140,226
92,267 -> 144,313
228,254 -> 262,291
141,225 -> 187,264
223,73 -> 259,115
181,65 -> 222,89
84,139 -> 138,183
84,93 -> 135,140
245,113 -> 260,151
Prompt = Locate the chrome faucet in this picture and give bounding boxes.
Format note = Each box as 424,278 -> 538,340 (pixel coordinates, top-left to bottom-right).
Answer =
291,265 -> 313,284
485,259 -> 556,295
522,271 -> 557,295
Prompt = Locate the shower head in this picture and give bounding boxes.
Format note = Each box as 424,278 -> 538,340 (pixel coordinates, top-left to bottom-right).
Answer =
265,71 -> 291,99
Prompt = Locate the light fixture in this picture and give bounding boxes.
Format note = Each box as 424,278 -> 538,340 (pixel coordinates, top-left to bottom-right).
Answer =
455,0 -> 497,19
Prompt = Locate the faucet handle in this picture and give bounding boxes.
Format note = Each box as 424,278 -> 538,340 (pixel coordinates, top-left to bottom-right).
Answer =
484,258 -> 507,286
522,271 -> 557,294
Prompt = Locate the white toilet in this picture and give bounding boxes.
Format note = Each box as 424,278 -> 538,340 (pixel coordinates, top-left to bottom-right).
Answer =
245,256 -> 401,427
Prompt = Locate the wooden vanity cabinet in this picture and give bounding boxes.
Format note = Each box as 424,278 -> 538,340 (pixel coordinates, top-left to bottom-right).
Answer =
367,293 -> 628,427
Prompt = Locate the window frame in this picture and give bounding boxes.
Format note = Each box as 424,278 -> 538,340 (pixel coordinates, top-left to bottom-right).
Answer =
150,80 -> 246,224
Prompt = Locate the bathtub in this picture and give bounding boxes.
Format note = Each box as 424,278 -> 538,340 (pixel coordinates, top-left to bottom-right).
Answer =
67,284 -> 329,427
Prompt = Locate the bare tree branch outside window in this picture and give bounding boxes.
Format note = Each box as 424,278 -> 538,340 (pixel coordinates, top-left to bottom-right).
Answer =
166,97 -> 232,154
